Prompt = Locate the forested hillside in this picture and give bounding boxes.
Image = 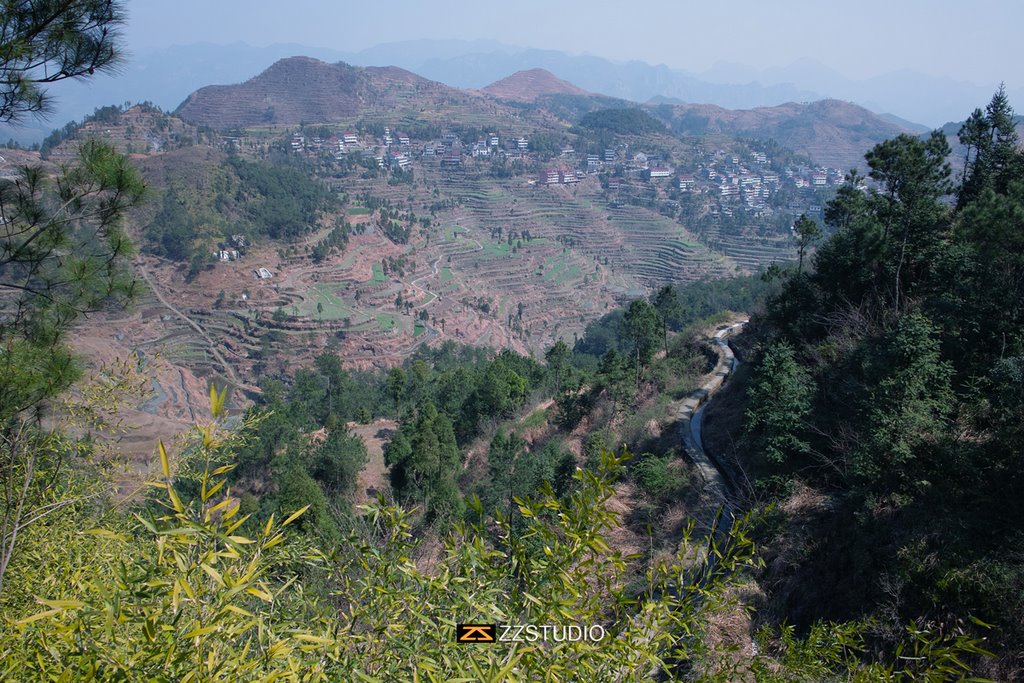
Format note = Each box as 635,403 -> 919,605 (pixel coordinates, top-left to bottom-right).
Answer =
727,86 -> 1024,678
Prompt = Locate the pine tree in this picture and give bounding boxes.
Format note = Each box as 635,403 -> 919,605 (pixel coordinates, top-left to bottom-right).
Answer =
0,1 -> 141,596
622,298 -> 660,389
793,213 -> 823,274
744,341 -> 813,465
0,1 -> 126,123
958,85 -> 1024,204
652,285 -> 681,355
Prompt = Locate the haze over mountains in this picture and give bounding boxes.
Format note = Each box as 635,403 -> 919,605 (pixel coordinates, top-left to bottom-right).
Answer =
169,56 -> 914,170
2,39 -> 1018,145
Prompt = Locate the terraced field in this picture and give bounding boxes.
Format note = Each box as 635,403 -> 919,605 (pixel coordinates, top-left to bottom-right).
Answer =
119,134 -> 805,397
698,227 -> 797,271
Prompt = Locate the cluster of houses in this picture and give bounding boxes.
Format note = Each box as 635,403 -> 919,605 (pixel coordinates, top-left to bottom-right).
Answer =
593,147 -> 852,219
286,126 -> 539,173
538,167 -> 583,185
428,133 -> 530,168
282,128 -> 847,221
290,130 -> 363,155
214,234 -> 247,263
288,128 -> 412,171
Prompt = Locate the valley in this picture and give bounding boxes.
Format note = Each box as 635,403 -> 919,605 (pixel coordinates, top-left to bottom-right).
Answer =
6,18 -> 1021,674
35,58 -> 913,451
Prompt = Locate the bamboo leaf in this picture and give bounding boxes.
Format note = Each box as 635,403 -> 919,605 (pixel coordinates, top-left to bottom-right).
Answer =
82,528 -> 125,541
281,505 -> 310,528
37,599 -> 85,610
210,383 -> 226,418
204,479 -> 226,502
183,624 -> 219,638
200,563 -> 226,587
158,440 -> 170,478
246,587 -> 273,602
221,604 -> 254,618
15,609 -> 62,626
134,513 -> 158,534
167,484 -> 184,513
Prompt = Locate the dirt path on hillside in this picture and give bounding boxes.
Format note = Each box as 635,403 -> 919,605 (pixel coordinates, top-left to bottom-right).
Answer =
136,262 -> 261,396
349,419 -> 397,505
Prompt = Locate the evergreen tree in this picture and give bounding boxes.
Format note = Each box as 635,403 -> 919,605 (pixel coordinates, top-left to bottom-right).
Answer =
744,341 -> 813,465
793,213 -> 822,274
384,402 -> 462,520
622,298 -> 660,389
958,85 -> 1024,205
652,285 -> 681,355
853,313 -> 953,496
544,340 -> 570,393
0,1 -> 125,123
862,131 -> 952,309
310,427 -> 367,499
0,1 -> 143,596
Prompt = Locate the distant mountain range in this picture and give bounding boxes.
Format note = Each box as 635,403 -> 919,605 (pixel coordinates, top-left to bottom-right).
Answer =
173,58 -> 918,170
649,99 -> 916,171
1,39 -> 1017,146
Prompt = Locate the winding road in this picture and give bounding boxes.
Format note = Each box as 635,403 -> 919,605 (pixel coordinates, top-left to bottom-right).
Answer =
676,320 -> 748,511
620,319 -> 750,679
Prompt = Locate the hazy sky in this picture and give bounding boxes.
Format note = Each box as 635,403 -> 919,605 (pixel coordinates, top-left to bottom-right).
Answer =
124,0 -> 1020,86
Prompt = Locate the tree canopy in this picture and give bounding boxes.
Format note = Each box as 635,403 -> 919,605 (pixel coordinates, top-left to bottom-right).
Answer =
743,88 -> 1024,669
0,0 -> 126,123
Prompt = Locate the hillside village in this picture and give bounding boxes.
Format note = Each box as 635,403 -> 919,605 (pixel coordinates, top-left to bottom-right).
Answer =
281,121 -> 847,226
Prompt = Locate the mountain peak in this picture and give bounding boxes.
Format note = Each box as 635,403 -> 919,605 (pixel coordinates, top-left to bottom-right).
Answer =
175,57 -> 447,129
482,68 -> 588,102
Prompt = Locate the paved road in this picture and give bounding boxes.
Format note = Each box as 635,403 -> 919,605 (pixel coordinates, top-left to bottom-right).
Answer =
676,320 -> 748,510
621,320 -> 750,678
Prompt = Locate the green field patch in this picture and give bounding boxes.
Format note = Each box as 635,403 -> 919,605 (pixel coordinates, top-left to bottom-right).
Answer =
348,206 -> 372,216
371,262 -> 386,284
303,283 -> 359,321
413,322 -> 425,337
478,242 -> 519,260
440,266 -> 453,284
543,259 -> 568,281
443,225 -> 469,241
554,264 -> 581,285
517,408 -> 548,433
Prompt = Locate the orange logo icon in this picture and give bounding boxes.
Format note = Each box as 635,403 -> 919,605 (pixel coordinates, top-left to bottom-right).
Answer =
456,624 -> 496,643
